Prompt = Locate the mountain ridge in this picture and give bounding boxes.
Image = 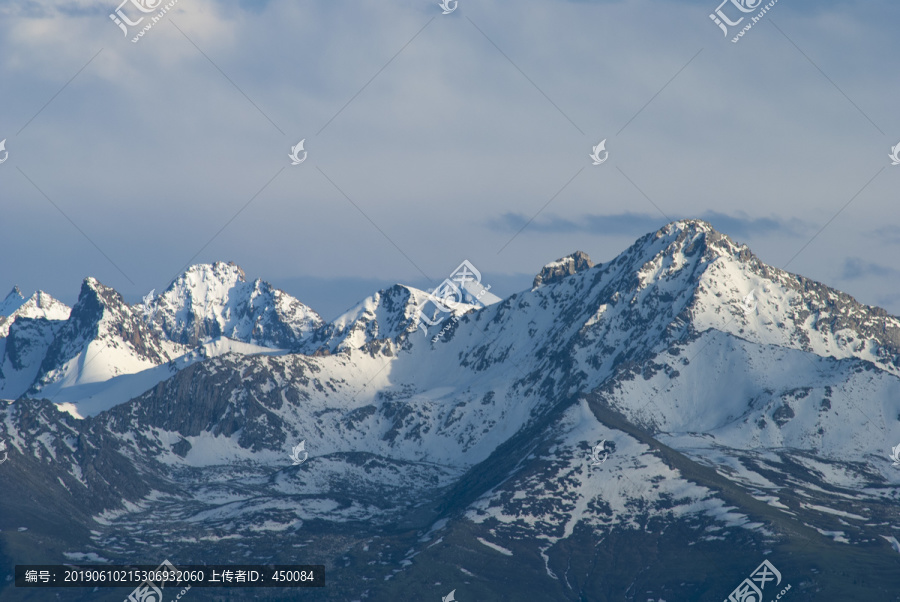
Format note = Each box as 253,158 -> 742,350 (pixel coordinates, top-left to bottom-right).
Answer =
1,220 -> 899,601
4,219 -> 899,410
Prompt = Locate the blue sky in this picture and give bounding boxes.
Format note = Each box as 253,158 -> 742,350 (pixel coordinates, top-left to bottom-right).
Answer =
0,0 -> 897,319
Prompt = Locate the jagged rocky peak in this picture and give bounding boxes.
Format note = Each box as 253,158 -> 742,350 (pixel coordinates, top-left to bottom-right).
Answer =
0,286 -> 26,316
0,287 -> 72,338
31,291 -> 54,309
27,275 -> 175,397
154,262 -> 322,348
323,284 -> 425,350
533,251 -> 594,288
79,277 -> 118,314
180,261 -> 246,286
644,219 -> 750,261
160,262 -> 252,310
600,219 -> 756,291
155,261 -> 250,321
66,277 -> 156,346
158,261 -> 247,306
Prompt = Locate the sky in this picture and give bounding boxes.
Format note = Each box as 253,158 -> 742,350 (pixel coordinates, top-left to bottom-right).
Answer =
0,0 -> 897,320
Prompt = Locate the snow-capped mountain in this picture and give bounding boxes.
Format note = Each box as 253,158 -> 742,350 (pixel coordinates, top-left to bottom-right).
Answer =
1,220 -> 899,601
0,287 -> 26,317
0,287 -> 71,400
150,262 -> 323,349
0,287 -> 70,337
26,277 -> 183,400
0,264 -> 329,416
0,317 -> 63,400
302,282 -> 496,355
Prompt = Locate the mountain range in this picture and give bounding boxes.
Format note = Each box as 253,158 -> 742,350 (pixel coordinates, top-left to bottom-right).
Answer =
1,220 -> 898,601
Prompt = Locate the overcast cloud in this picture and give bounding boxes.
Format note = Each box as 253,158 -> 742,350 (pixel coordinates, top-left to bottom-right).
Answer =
0,0 -> 897,316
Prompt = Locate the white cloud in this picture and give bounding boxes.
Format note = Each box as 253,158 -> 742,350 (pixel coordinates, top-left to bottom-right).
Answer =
1,0 -> 898,316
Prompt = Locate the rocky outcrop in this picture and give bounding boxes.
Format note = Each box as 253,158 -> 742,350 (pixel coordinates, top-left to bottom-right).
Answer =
532,251 -> 594,288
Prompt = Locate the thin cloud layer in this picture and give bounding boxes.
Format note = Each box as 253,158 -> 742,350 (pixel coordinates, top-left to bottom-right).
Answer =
489,211 -> 810,239
839,257 -> 900,281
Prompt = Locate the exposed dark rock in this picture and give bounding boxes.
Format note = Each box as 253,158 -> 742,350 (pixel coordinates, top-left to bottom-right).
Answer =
533,251 -> 594,288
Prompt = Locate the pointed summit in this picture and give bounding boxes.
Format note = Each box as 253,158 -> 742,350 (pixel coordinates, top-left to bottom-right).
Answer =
28,276 -> 176,397
177,261 -> 247,287
583,218 -> 900,376
310,284 -> 435,353
0,286 -> 26,317
623,219 -> 746,268
0,288 -> 70,337
153,262 -> 323,348
304,280 -> 498,354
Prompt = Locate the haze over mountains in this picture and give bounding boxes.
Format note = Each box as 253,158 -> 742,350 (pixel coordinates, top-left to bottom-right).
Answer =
1,220 -> 899,601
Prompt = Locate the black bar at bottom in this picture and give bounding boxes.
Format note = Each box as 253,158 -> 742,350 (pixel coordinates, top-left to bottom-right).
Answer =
15,565 -> 325,587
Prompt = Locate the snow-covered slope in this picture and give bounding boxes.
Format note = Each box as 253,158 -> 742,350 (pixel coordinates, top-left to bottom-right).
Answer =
2,220 -> 899,601
303,283 -> 486,354
0,318 -> 63,400
0,288 -> 72,399
28,277 -> 184,398
50,336 -> 290,418
27,220 -> 896,487
0,288 -> 70,337
0,287 -> 26,317
0,264 -> 325,410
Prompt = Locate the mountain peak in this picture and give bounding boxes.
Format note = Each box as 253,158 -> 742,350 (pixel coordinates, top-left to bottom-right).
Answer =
30,291 -> 66,311
154,262 -> 321,348
650,219 -> 723,247
656,219 -> 747,253
75,277 -> 128,322
82,276 -> 105,291
533,251 -> 594,288
0,288 -> 71,338
162,262 -> 248,307
0,286 -> 27,316
618,219 -> 751,279
179,261 -> 246,284
79,277 -> 125,309
667,218 -> 714,232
